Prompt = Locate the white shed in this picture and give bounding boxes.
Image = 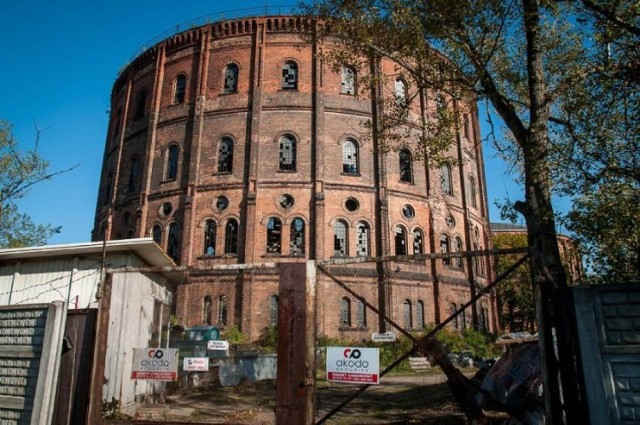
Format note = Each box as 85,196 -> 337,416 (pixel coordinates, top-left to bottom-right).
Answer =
0,238 -> 182,422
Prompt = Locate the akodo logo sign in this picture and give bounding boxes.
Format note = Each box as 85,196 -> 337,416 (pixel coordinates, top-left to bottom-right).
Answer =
326,347 -> 379,384
131,348 -> 179,381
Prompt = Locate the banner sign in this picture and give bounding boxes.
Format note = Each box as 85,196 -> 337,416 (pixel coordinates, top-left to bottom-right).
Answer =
326,347 -> 380,384
131,348 -> 179,381
371,332 -> 397,342
183,357 -> 209,372
207,340 -> 229,350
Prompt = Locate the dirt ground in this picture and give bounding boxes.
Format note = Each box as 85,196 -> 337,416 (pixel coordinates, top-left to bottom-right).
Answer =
104,372 -> 476,424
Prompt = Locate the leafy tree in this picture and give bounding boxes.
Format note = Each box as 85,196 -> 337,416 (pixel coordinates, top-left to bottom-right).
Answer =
0,120 -> 70,248
492,233 -> 537,333
301,0 -> 628,419
563,178 -> 640,282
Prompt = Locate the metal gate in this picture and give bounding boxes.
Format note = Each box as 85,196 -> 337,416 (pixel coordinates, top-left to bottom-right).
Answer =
312,250 -> 530,424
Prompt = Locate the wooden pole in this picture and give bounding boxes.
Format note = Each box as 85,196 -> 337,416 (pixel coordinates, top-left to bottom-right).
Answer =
275,262 -> 317,425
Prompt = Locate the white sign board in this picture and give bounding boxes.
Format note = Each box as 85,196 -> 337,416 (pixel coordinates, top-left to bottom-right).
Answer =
326,347 -> 380,384
183,357 -> 209,372
131,348 -> 179,381
371,332 -> 397,342
207,340 -> 229,350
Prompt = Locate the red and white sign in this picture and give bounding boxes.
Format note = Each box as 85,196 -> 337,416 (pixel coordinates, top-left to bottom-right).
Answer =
183,357 -> 209,372
326,347 -> 380,384
131,348 -> 179,381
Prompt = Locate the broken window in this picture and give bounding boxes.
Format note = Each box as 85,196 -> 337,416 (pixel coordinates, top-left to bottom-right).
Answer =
395,225 -> 407,256
174,74 -> 186,104
342,139 -> 358,174
334,220 -> 348,256
356,221 -> 370,257
279,135 -> 296,171
266,217 -> 282,254
223,64 -> 239,94
413,228 -> 424,255
217,137 -> 234,173
224,219 -> 239,254
399,149 -> 413,183
289,218 -> 305,256
441,234 -> 451,266
340,297 -> 351,326
341,67 -> 356,95
203,220 -> 217,256
282,61 -> 298,90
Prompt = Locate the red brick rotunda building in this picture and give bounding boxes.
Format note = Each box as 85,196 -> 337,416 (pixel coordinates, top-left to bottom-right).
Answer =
93,15 -> 495,341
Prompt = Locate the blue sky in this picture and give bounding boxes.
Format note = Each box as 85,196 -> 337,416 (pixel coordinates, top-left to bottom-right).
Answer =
1,0 -> 548,245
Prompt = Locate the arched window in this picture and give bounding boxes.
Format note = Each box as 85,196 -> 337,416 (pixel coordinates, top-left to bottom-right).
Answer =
356,299 -> 366,327
279,135 -> 296,171
441,164 -> 453,195
203,220 -> 217,255
454,236 -> 464,269
282,61 -> 298,90
333,220 -> 348,256
399,149 -> 413,183
341,67 -> 356,95
174,74 -> 187,104
217,296 -> 228,326
395,78 -> 407,105
342,139 -> 359,174
152,224 -> 162,245
290,218 -> 305,256
340,297 -> 351,326
413,228 -> 424,255
440,234 -> 451,266
133,89 -> 147,120
203,296 -> 212,325
127,156 -> 140,193
266,217 -> 282,254
468,175 -> 477,208
224,219 -> 239,254
217,137 -> 234,173
269,295 -> 279,326
416,300 -> 425,329
167,222 -> 181,262
395,225 -> 407,256
451,303 -> 459,330
355,221 -> 370,257
480,305 -> 487,331
403,299 -> 413,329
463,115 -> 471,139
223,64 -> 239,94
166,144 -> 179,181
474,243 -> 485,275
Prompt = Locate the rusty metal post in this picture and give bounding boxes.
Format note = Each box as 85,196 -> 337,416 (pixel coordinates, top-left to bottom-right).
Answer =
275,261 -> 317,425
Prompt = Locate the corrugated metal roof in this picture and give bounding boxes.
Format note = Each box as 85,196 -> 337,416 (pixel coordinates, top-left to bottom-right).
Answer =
0,238 -> 175,268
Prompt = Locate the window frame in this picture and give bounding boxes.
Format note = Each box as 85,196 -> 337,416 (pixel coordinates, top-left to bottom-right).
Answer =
165,144 -> 180,182
340,297 -> 351,327
203,219 -> 217,256
223,63 -> 239,94
278,134 -> 297,172
224,218 -> 239,254
174,74 -> 187,104
266,217 -> 283,254
342,139 -> 359,175
281,61 -> 298,91
355,221 -> 370,257
289,218 -> 305,256
395,225 -> 408,256
341,66 -> 356,95
333,220 -> 349,257
399,149 -> 413,183
217,137 -> 234,173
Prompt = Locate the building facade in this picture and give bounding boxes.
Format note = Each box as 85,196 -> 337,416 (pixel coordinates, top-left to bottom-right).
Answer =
93,16 -> 494,341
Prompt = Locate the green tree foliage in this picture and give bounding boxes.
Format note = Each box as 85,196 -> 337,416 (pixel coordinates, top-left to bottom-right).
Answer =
563,178 -> 640,282
492,233 -> 537,333
0,120 -> 64,248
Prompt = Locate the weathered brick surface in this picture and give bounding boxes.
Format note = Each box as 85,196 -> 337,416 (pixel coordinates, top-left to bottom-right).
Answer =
94,16 -> 494,341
